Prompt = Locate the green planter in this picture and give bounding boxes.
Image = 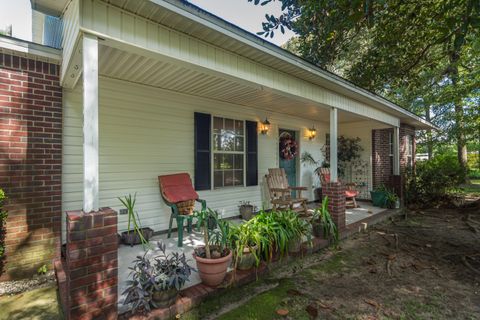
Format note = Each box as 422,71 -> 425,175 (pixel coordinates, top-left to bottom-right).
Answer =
370,191 -> 388,207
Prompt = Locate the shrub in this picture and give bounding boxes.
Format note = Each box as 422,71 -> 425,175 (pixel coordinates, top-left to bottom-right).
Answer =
0,189 -> 7,275
404,153 -> 465,205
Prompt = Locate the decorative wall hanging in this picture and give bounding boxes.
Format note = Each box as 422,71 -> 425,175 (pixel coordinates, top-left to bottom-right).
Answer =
279,132 -> 298,160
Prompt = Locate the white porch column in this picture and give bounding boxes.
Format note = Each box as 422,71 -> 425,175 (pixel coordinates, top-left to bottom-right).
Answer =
82,34 -> 99,212
393,126 -> 400,175
330,107 -> 338,182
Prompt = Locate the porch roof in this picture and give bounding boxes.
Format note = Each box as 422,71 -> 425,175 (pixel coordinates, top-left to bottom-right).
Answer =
32,0 -> 435,130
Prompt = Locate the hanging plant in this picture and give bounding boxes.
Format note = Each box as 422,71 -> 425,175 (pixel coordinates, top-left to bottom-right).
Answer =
279,132 -> 298,160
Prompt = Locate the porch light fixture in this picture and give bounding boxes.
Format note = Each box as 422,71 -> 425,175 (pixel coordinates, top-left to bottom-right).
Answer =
260,118 -> 271,135
307,126 -> 317,140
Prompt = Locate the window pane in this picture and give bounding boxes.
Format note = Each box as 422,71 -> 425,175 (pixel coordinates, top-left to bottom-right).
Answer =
234,154 -> 243,169
214,134 -> 221,151
235,120 -> 244,135
224,171 -> 234,187
220,134 -> 234,151
225,118 -> 234,135
234,170 -> 243,186
214,171 -> 223,188
214,154 -> 223,170
222,154 -> 233,169
235,137 -> 244,152
213,117 -> 223,133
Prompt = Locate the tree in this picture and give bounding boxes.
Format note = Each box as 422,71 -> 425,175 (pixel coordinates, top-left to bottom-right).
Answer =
250,0 -> 480,176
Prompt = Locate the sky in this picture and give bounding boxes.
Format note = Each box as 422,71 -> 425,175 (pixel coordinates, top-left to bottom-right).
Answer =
0,0 -> 31,41
0,0 -> 293,46
188,0 -> 294,46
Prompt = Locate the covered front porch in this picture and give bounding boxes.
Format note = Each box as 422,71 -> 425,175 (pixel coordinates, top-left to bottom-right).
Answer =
117,202 -> 391,314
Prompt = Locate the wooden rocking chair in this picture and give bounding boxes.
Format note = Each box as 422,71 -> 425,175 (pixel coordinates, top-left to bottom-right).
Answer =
265,168 -> 309,216
319,168 -> 359,208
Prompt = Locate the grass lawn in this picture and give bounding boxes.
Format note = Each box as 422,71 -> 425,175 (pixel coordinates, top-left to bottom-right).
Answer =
183,200 -> 480,320
0,285 -> 62,320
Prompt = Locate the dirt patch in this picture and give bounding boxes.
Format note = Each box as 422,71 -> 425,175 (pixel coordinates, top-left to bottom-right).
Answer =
183,199 -> 480,319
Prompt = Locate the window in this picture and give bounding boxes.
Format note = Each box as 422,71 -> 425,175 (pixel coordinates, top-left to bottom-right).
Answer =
212,116 -> 245,188
406,135 -> 414,167
389,132 -> 394,174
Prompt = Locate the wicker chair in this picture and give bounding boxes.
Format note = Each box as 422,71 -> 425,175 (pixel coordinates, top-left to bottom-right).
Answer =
158,173 -> 206,247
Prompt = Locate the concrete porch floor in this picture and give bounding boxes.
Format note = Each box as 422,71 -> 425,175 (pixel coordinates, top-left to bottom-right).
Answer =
117,203 -> 386,313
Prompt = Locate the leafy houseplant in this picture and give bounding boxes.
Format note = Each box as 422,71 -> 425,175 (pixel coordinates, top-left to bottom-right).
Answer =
311,197 -> 339,244
123,242 -> 194,312
193,208 -> 232,287
238,201 -> 256,220
228,222 -> 260,271
118,193 -> 153,247
385,190 -> 399,209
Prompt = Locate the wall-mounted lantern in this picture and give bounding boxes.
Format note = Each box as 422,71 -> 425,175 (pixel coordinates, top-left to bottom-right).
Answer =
307,126 -> 317,140
260,118 -> 271,135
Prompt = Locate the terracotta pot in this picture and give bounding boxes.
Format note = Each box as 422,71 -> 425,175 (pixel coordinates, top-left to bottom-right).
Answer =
236,246 -> 257,271
193,248 -> 232,287
152,288 -> 177,308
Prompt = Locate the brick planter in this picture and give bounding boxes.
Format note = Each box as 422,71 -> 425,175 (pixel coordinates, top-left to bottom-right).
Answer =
64,208 -> 118,320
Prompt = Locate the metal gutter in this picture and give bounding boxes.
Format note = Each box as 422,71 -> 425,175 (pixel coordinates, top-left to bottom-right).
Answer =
150,0 -> 436,130
0,35 -> 62,63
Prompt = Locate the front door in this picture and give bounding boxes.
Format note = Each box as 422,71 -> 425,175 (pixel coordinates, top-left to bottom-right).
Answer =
279,129 -> 298,192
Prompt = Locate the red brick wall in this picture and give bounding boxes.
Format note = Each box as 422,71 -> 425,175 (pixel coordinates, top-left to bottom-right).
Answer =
0,53 -> 62,280
372,125 -> 416,189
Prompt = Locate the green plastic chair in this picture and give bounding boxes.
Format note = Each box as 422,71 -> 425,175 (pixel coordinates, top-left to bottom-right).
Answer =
158,173 -> 206,247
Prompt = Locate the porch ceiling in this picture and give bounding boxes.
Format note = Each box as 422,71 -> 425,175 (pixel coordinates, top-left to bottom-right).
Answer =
98,44 -> 368,124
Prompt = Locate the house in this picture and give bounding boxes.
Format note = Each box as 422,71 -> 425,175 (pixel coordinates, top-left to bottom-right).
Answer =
0,0 -> 435,318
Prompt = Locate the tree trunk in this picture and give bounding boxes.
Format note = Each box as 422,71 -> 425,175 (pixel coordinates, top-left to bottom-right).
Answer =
449,57 -> 468,181
425,106 -> 433,160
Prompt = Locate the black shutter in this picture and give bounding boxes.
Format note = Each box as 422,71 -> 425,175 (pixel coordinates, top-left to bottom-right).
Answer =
194,112 -> 211,190
246,120 -> 258,186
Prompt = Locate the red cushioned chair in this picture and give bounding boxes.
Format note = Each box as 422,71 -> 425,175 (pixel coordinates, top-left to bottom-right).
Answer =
158,173 -> 206,247
319,168 -> 359,208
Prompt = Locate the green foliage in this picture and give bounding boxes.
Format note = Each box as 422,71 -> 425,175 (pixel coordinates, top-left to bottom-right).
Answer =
0,189 -> 8,274
118,193 -> 149,248
37,264 -> 48,275
250,0 -> 480,170
311,197 -> 338,244
193,208 -> 231,259
404,153 -> 466,204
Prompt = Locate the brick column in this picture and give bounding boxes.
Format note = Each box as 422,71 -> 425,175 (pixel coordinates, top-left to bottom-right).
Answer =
66,208 -> 118,320
322,182 -> 346,232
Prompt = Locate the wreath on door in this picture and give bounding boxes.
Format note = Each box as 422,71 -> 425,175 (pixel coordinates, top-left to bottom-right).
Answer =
279,132 -> 298,160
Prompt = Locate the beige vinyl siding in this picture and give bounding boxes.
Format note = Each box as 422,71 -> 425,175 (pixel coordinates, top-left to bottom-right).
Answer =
62,77 -> 326,235
78,0 -> 399,127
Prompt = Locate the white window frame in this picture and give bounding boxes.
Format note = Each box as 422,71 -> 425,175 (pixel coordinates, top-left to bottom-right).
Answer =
211,115 -> 246,189
406,135 -> 414,167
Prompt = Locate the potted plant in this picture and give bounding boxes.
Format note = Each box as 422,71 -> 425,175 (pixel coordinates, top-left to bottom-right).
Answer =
192,208 -> 232,287
122,242 -> 194,312
118,193 -> 153,247
385,191 -> 399,209
311,197 -> 339,243
238,201 -> 256,220
278,210 -> 312,254
370,185 -> 389,207
228,222 -> 260,271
